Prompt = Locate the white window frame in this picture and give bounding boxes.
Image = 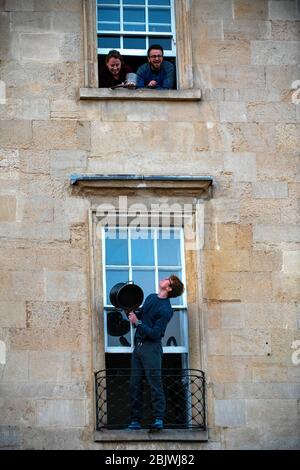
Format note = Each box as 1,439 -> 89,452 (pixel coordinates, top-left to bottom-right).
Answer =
96,0 -> 177,57
102,226 -> 188,354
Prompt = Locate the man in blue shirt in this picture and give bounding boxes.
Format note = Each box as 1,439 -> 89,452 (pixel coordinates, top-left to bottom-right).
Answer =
127,275 -> 184,431
136,44 -> 175,90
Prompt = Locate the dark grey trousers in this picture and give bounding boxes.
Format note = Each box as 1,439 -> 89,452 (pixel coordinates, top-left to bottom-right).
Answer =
129,341 -> 165,421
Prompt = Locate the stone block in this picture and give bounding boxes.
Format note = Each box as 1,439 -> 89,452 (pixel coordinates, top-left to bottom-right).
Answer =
4,0 -> 34,10
271,20 -> 300,40
214,400 -> 246,427
221,303 -> 245,328
195,40 -> 250,65
45,271 -> 87,302
33,0 -> 82,12
240,272 -> 273,302
51,12 -> 82,32
192,0 -> 233,20
272,272 -> 300,302
206,198 -> 240,224
55,198 -> 90,224
0,120 -> 32,148
223,427 -> 261,450
269,1 -> 300,20
204,271 -> 241,301
208,329 -> 231,355
0,196 -> 16,221
50,150 -> 87,171
207,123 -> 232,152
1,350 -> 28,381
19,33 -> 61,62
220,102 -> 247,122
0,149 -> 19,170
19,149 -> 49,174
252,182 -> 288,199
227,123 -> 275,153
231,329 -> 271,356
276,124 -> 299,152
253,224 -> 300,243
256,152 -> 299,181
60,33 -> 82,61
17,196 -> 54,222
247,103 -> 296,123
233,0 -> 268,19
283,251 -> 300,273
250,250 -> 282,272
240,199 -> 282,224
204,249 -> 250,272
36,399 -> 87,427
246,399 -> 299,431
223,19 -> 271,40
33,121 -> 90,151
251,41 -> 300,65
266,65 -> 300,91
224,382 -> 300,400
244,303 -> 297,330
29,351 -> 71,382
10,11 -> 52,31
252,364 -> 288,383
0,301 -> 26,327
208,356 -> 252,383
22,98 -> 49,120
50,99 -> 79,119
12,271 -> 44,301
0,427 -> 21,450
224,152 -> 257,181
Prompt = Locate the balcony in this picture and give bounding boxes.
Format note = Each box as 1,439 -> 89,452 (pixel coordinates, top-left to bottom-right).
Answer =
94,368 -> 207,441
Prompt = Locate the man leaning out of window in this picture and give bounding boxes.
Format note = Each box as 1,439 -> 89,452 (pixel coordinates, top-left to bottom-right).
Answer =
136,44 -> 175,90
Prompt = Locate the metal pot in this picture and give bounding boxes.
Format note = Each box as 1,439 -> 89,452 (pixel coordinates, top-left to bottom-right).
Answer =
109,281 -> 144,312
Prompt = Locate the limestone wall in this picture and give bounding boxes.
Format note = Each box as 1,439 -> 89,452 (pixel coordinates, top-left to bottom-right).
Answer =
0,0 -> 299,449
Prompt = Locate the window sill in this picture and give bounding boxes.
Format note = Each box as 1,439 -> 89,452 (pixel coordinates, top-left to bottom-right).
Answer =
94,429 -> 208,442
79,87 -> 201,102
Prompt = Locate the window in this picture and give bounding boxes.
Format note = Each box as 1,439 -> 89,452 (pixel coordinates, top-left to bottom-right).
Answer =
96,0 -> 176,57
102,227 -> 188,354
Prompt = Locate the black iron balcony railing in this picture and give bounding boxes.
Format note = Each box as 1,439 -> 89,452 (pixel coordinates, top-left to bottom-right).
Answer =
95,368 -> 206,430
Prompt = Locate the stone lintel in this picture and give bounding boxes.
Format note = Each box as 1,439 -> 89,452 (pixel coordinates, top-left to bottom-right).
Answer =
70,174 -> 213,197
94,429 -> 208,442
79,88 -> 201,102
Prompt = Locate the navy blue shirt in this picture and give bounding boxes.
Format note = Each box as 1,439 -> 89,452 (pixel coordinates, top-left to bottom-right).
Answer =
135,294 -> 173,343
136,61 -> 175,89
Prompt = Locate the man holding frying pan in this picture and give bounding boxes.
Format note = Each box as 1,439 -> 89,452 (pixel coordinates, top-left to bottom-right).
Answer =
127,275 -> 184,431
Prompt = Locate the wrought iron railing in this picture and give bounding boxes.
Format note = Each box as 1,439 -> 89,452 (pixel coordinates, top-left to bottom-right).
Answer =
95,368 -> 206,430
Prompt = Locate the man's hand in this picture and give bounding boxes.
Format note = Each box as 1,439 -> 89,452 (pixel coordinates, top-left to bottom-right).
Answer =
128,312 -> 139,325
147,80 -> 157,88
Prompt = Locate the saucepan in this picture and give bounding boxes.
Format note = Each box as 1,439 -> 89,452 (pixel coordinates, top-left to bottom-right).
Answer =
109,281 -> 144,313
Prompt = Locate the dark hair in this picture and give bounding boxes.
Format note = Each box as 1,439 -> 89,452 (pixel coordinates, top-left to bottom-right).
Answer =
147,44 -> 164,57
168,275 -> 184,298
105,49 -> 124,64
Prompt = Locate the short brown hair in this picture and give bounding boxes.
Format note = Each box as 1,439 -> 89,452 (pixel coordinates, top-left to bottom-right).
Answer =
168,275 -> 184,298
105,49 -> 124,64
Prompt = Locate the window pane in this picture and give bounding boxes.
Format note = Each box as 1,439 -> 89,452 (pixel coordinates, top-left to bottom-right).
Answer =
162,310 -> 186,348
98,36 -> 120,48
106,310 -> 131,347
124,0 -> 145,4
99,22 -> 120,31
98,0 -> 120,4
124,23 -> 145,31
124,7 -> 145,23
149,36 -> 172,50
106,269 -> 129,303
158,269 -> 183,306
148,0 -> 170,5
148,8 -> 170,24
131,229 -> 154,266
157,230 -> 181,266
98,7 -> 120,22
105,229 -> 128,265
123,36 -> 146,49
149,24 -> 171,32
132,269 -> 155,300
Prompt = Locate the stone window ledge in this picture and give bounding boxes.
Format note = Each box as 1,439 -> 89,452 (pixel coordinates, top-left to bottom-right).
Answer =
79,87 -> 201,102
94,429 -> 208,442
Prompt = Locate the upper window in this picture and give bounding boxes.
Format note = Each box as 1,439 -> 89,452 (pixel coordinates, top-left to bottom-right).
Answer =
96,0 -> 176,57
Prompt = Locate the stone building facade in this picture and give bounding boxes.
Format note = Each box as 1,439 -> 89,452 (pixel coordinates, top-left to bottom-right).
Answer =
0,0 -> 299,450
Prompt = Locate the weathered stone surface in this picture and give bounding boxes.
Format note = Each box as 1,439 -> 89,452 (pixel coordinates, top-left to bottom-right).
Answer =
0,301 -> 26,327
36,399 -> 87,427
45,271 -> 87,302
17,196 -> 54,222
220,102 -> 247,122
0,196 -> 16,221
247,102 -> 296,123
214,400 -> 246,427
223,19 -> 271,40
231,329 -> 271,356
29,351 -> 72,382
233,0 -> 268,19
196,40 -> 250,65
269,1 -> 300,21
224,152 -> 257,181
246,399 -> 299,433
252,182 -> 288,199
208,356 -> 252,383
283,251 -> 300,273
271,20 -> 300,41
0,121 -> 32,148
240,272 -> 273,302
211,65 -> 266,89
1,350 -> 28,381
276,124 -> 300,152
251,41 -> 300,65
50,150 -> 87,172
207,329 -> 231,355
227,123 -> 276,152
253,224 -> 300,243
5,0 -> 34,10
33,121 -> 90,151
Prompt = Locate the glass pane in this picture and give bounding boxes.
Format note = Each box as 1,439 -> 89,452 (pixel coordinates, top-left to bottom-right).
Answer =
131,229 -> 154,266
98,7 -> 120,22
99,22 -> 120,31
149,36 -> 172,50
158,269 -> 183,306
98,0 -> 120,4
149,24 -> 171,32
157,230 -> 181,266
123,36 -> 146,49
106,310 -> 132,347
148,8 -> 170,24
162,310 -> 186,348
105,229 -> 128,265
132,269 -> 155,300
124,0 -> 145,4
124,7 -> 145,23
106,269 -> 129,304
98,36 -> 120,48
148,0 -> 170,5
124,23 -> 145,31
